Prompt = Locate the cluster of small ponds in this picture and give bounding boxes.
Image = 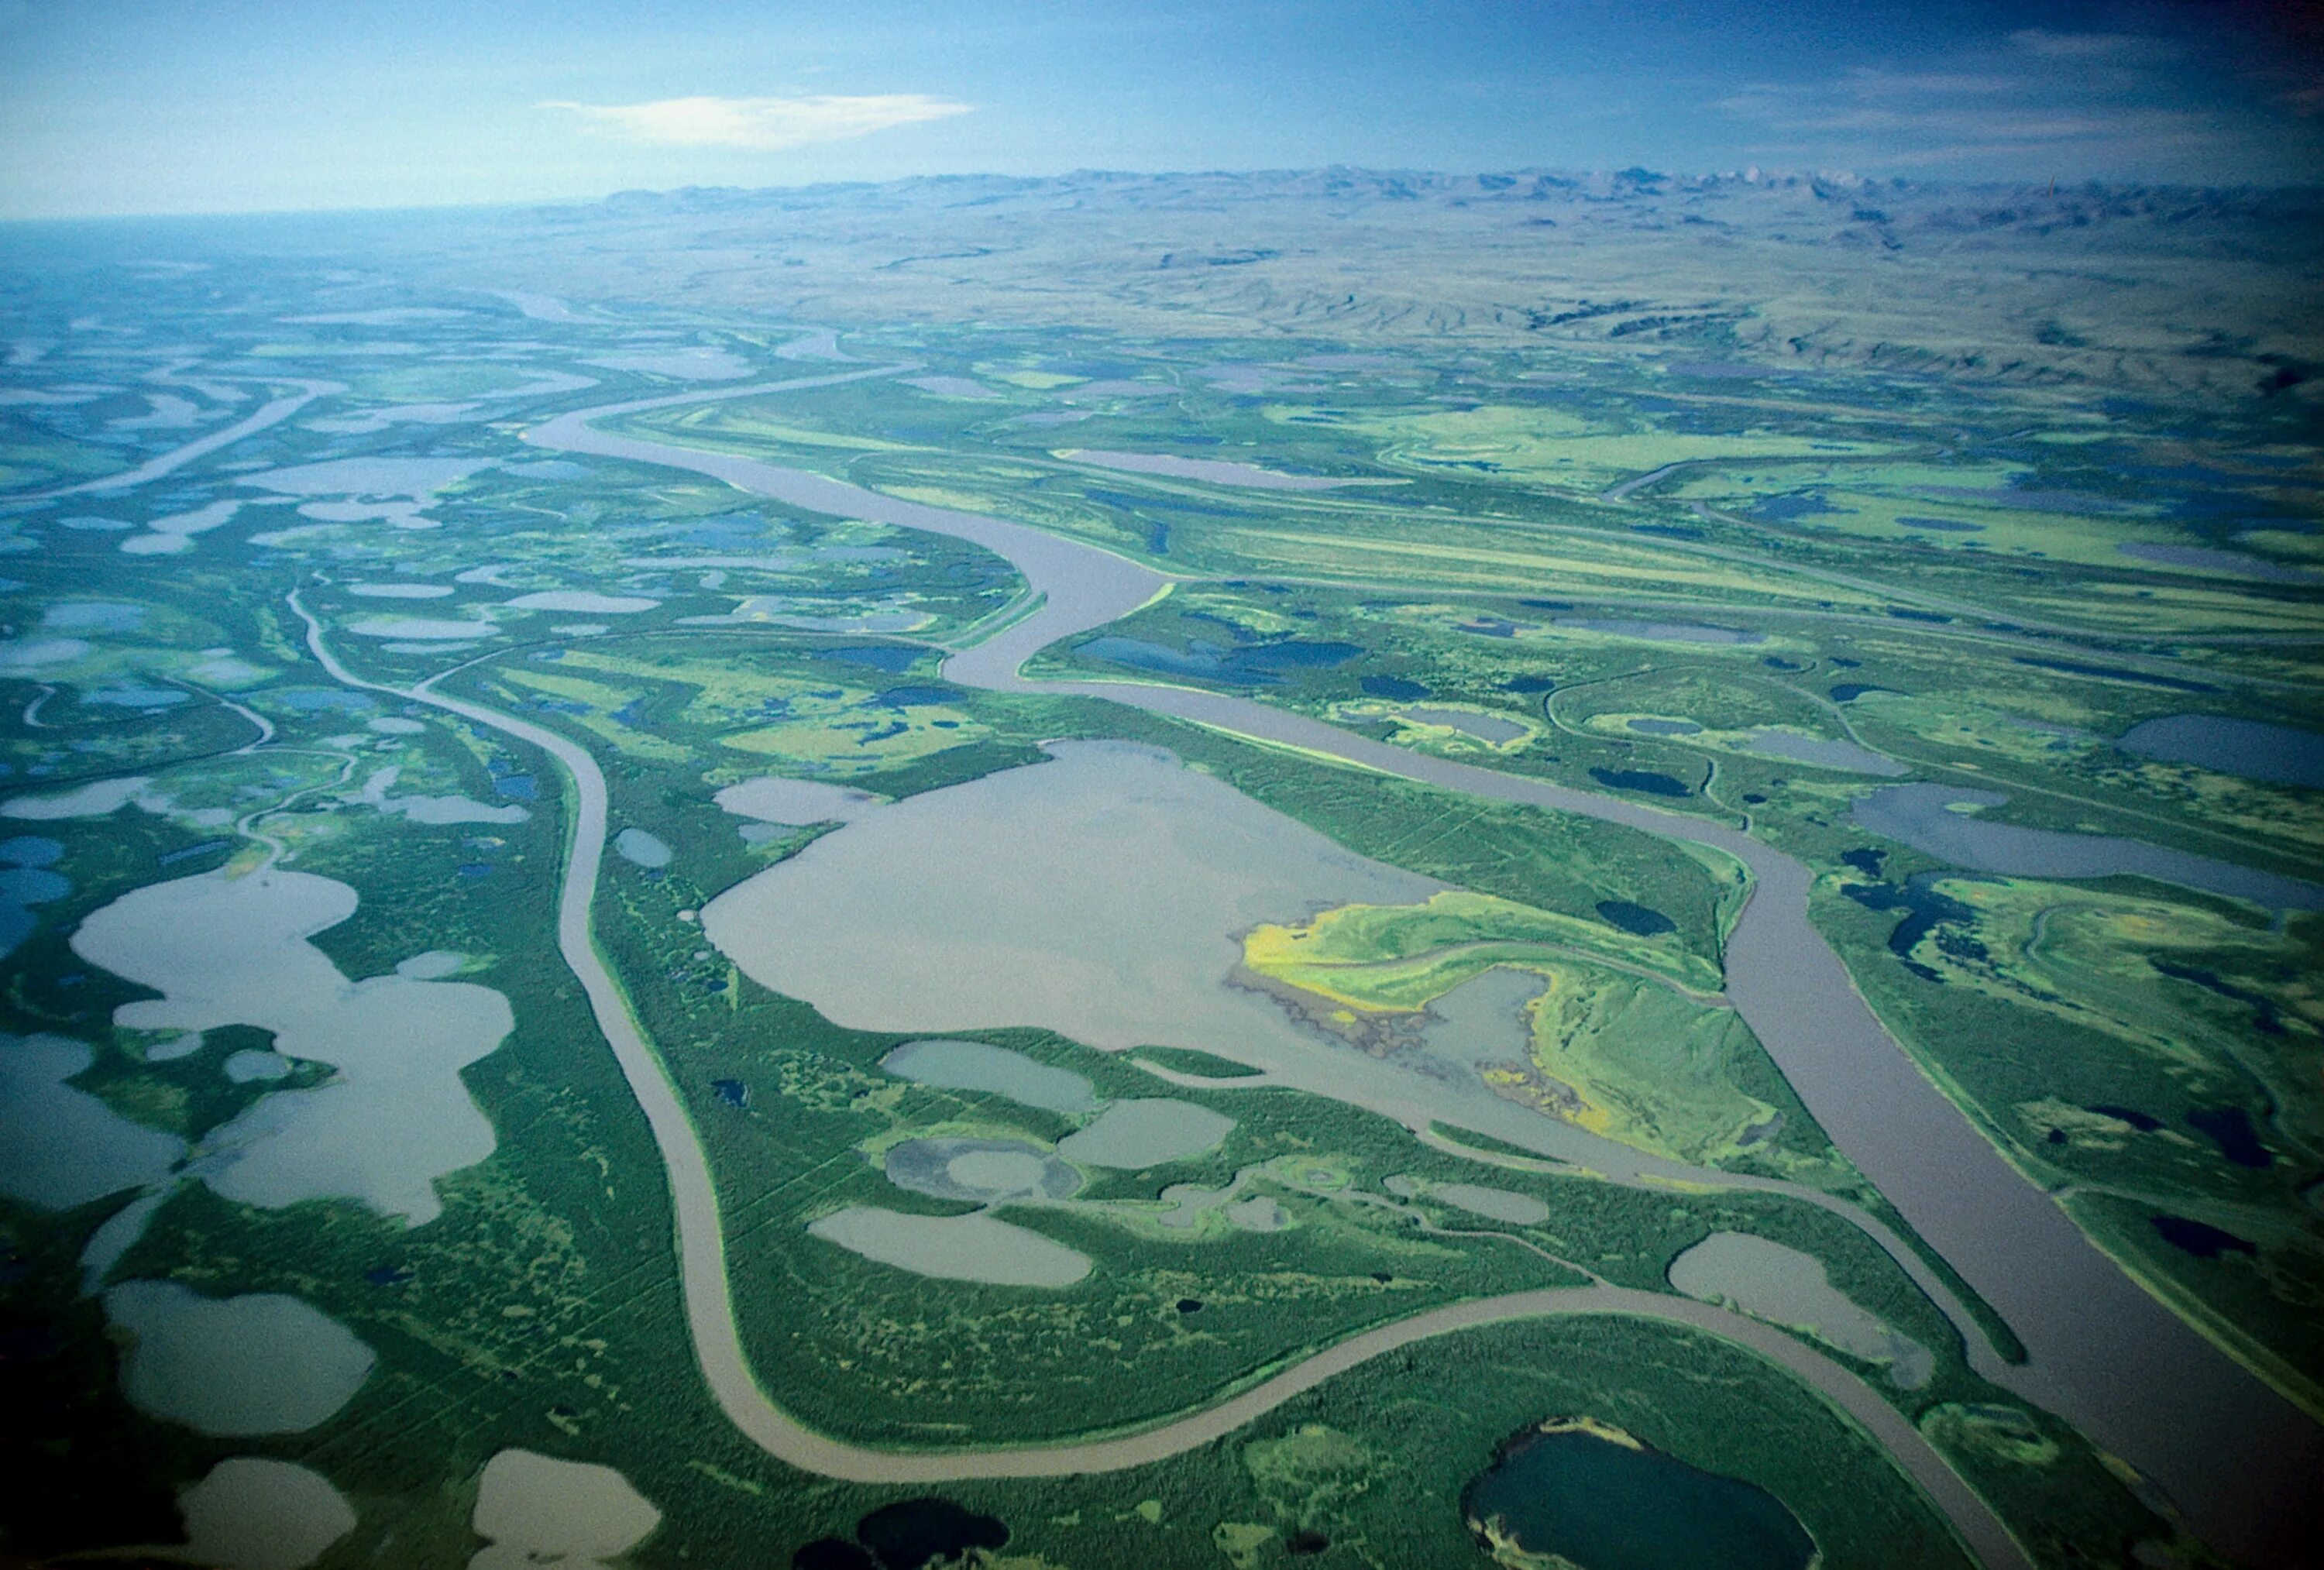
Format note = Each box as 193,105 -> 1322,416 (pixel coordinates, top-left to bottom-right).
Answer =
805,1037 -> 1242,1287
0,844 -> 519,1457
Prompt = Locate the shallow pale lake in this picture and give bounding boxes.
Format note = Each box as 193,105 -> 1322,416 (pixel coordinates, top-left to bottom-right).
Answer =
703,741 -> 1437,1056
471,1448 -> 662,1568
1398,706 -> 1527,744
1055,1099 -> 1234,1168
703,742 -> 1734,1179
1669,1230 -> 1932,1387
1746,730 -> 1906,776
1854,785 -> 2322,909
105,1280 -> 373,1435
809,1206 -> 1092,1286
72,866 -> 514,1225
878,1038 -> 1097,1114
179,1457 -> 356,1570
0,1033 -> 184,1208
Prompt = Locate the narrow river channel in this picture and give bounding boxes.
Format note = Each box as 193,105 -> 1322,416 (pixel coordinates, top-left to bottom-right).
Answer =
499,376 -> 2317,1565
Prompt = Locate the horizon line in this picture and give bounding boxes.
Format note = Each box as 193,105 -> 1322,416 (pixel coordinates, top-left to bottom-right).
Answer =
5,161 -> 2322,226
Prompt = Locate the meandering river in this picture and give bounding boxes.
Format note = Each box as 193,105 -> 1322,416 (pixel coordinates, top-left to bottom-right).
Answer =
485,375 -> 2319,1565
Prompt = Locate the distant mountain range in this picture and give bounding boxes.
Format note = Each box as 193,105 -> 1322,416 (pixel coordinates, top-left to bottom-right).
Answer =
366,168 -> 2324,400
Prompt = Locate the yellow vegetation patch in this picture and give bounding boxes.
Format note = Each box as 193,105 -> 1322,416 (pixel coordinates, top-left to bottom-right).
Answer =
1244,890 -> 1717,996
1243,895 -> 1806,1170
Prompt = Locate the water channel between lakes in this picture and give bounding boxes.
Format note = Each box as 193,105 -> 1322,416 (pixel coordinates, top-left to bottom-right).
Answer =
521,376 -> 2321,1566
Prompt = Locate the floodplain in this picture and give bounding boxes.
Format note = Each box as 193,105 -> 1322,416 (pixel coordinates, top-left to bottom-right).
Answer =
0,171 -> 2317,1570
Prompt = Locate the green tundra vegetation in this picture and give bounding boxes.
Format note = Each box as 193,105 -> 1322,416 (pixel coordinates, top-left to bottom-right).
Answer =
1,179 -> 2313,1568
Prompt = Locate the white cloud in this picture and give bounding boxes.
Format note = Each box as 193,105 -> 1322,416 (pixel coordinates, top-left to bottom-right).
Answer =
542,94 -> 972,151
2009,29 -> 2180,63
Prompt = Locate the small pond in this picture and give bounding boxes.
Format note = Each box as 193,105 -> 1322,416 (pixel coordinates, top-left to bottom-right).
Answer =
1078,635 -> 1361,684
1590,768 -> 1692,797
1465,1424 -> 1816,1570
1398,706 -> 1526,744
717,775 -> 882,826
809,1206 -> 1091,1287
178,1458 -> 356,1570
2116,541 -> 2312,582
348,582 -> 453,599
1668,1231 -> 1932,1387
1,836 -> 68,959
504,590 -> 660,613
1432,1183 -> 1550,1225
1628,717 -> 1700,737
105,1280 -> 375,1435
43,600 -> 146,632
614,828 -> 672,868
1745,730 -> 1906,776
796,1498 -> 1009,1570
472,1448 -> 662,1568
1061,448 -> 1366,490
1056,1098 -> 1234,1168
883,1138 -> 1081,1204
878,1039 -> 1098,1115
1595,900 -> 1675,936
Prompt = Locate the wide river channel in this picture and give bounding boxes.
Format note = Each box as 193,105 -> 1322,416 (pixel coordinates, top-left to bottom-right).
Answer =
493,373 -> 2317,1566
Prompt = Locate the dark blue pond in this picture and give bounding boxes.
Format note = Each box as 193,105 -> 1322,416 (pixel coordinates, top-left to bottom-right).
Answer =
2089,1104 -> 2163,1132
1464,1427 -> 1815,1570
1896,515 -> 1984,532
856,1499 -> 1008,1569
1503,675 -> 1557,694
2116,715 -> 2324,790
2152,960 -> 2287,1036
2152,1215 -> 2256,1259
2185,1107 -> 2271,1170
1362,675 -> 1431,700
1840,873 -> 1979,984
2012,656 -> 2217,695
1829,685 -> 1895,703
1753,493 -> 1842,521
1590,768 -> 1692,797
1597,900 -> 1676,936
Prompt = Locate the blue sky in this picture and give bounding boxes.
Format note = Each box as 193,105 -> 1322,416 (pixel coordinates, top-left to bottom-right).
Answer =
1,0 -> 2317,217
